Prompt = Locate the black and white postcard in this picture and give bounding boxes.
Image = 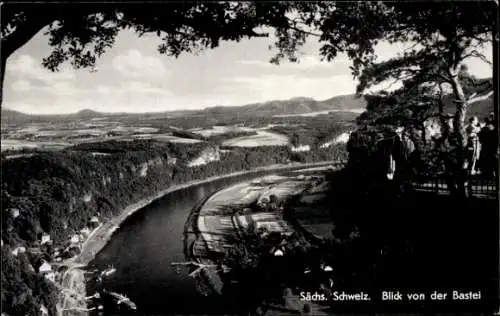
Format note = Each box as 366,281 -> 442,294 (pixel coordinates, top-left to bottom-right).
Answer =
1,1 -> 498,315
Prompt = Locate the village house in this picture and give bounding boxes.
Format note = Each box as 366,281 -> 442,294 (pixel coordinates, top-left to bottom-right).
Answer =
28,247 -> 42,255
38,260 -> 52,274
10,208 -> 20,219
41,234 -> 51,245
70,234 -> 80,244
80,227 -> 91,237
27,263 -> 35,273
40,304 -> 49,316
271,247 -> 285,256
11,246 -> 26,256
82,192 -> 93,203
321,263 -> 333,272
167,157 -> 178,165
64,245 -> 81,257
44,271 -> 57,282
89,216 -> 100,228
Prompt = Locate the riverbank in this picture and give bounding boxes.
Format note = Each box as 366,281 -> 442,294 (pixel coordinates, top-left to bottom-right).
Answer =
58,160 -> 345,315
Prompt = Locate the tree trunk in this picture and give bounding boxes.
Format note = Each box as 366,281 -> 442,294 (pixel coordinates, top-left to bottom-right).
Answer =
420,123 -> 427,146
448,69 -> 469,199
437,84 -> 449,137
494,27 -> 499,169
0,56 -> 6,106
449,75 -> 468,147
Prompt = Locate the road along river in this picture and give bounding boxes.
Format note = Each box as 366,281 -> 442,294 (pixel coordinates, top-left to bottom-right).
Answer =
84,161 -> 344,315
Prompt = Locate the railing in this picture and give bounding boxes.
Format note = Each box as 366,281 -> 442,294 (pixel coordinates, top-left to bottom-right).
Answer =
411,173 -> 448,195
337,158 -> 496,199
411,173 -> 497,199
332,160 -> 348,169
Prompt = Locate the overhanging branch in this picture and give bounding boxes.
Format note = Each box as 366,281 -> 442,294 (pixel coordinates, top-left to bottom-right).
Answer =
250,30 -> 270,37
1,12 -> 56,61
462,49 -> 493,66
468,90 -> 493,104
288,25 -> 321,37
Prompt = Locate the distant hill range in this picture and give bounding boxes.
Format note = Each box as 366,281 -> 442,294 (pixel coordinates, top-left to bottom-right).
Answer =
73,109 -> 103,118
201,95 -> 365,117
1,109 -> 31,121
1,94 -> 367,123
1,86 -> 493,123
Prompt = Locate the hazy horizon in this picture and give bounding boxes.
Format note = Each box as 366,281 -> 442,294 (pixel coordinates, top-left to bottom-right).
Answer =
3,25 -> 493,115
2,94 -> 365,116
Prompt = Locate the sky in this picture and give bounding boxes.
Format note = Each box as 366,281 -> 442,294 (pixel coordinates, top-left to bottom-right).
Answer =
3,26 -> 494,114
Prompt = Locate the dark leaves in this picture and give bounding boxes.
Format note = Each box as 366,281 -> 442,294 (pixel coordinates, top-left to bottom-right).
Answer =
2,2 -> 495,86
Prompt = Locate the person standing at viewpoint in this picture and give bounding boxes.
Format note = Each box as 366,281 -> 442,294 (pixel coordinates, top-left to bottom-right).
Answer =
437,115 -> 465,196
466,116 -> 481,175
479,113 -> 498,178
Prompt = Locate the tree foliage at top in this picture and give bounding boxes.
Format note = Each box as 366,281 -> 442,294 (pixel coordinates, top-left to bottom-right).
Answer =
2,2 -> 495,99
0,2 -> 284,103
2,3 -> 265,69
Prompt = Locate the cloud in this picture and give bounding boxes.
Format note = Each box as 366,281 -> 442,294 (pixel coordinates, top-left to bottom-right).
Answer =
217,74 -> 358,103
5,98 -> 104,114
96,82 -> 172,96
50,82 -> 81,96
11,80 -> 32,92
238,54 -> 351,70
96,86 -> 113,94
9,79 -> 82,96
112,50 -> 169,79
8,54 -> 75,83
237,54 -> 352,79
122,81 -> 172,95
2,101 -> 40,114
237,60 -> 272,67
10,80 -> 172,98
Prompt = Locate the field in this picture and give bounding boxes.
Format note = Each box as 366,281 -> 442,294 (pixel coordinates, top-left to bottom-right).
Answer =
189,125 -> 255,137
133,134 -> 203,143
222,131 -> 289,147
273,108 -> 365,118
1,110 -> 357,157
1,139 -> 72,151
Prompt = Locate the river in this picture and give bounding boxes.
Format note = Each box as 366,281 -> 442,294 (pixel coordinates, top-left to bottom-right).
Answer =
87,165 -> 335,315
